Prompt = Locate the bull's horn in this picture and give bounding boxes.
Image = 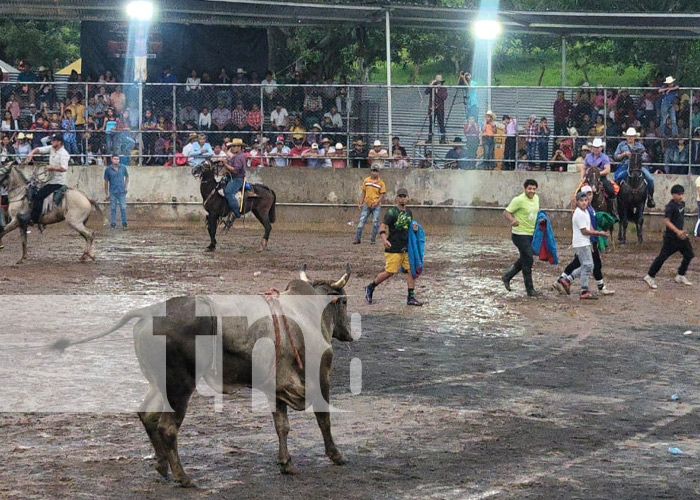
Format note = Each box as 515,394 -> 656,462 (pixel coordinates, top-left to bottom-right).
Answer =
300,264 -> 311,282
330,264 -> 351,289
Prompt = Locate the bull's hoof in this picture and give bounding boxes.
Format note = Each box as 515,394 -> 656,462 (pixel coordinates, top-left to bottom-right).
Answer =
280,461 -> 299,475
175,474 -> 195,488
155,461 -> 169,478
329,451 -> 347,466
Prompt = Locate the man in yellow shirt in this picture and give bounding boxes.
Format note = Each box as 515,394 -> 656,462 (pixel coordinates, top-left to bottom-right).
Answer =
354,166 -> 386,244
502,179 -> 541,296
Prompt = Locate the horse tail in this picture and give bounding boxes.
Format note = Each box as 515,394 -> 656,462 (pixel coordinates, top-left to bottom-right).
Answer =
89,197 -> 103,216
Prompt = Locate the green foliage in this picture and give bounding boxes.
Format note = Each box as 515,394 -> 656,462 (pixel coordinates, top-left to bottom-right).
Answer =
0,20 -> 80,70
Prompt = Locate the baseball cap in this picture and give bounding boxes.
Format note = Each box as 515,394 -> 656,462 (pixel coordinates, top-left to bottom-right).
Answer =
276,135 -> 285,143
397,188 -> 409,197
371,165 -> 380,171
49,133 -> 63,142
580,185 -> 593,194
576,191 -> 588,200
311,143 -> 319,149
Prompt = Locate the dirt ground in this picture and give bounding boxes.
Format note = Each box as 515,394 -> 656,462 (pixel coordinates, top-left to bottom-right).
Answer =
2,218 -> 700,499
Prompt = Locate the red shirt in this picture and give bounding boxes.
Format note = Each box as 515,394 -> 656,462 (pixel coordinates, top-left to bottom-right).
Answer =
247,110 -> 262,130
289,145 -> 309,167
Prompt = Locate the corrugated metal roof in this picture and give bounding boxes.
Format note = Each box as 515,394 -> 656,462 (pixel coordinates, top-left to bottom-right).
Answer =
2,1 -> 700,38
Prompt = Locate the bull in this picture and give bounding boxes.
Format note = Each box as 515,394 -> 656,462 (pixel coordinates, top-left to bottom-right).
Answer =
52,265 -> 354,486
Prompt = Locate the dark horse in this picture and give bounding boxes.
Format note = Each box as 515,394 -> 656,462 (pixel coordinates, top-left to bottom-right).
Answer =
617,152 -> 647,244
192,162 -> 276,252
584,167 -> 614,215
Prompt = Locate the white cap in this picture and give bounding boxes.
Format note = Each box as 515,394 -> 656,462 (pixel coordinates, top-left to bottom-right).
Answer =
311,143 -> 319,149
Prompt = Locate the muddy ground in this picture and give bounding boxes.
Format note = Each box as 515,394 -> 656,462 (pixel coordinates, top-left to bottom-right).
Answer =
2,218 -> 700,499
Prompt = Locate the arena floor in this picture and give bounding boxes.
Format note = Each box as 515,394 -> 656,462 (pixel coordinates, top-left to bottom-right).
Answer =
1,219 -> 700,499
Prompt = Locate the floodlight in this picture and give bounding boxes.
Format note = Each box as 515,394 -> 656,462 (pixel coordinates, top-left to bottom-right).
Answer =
473,19 -> 502,40
126,1 -> 154,21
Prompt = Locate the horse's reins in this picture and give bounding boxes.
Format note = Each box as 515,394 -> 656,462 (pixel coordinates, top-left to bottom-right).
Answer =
259,288 -> 304,370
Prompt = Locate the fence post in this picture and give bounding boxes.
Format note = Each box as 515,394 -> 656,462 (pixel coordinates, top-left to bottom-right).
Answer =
84,82 -> 89,165
346,85 -> 351,166
172,85 -> 177,159
688,87 -> 693,178
138,84 -> 143,166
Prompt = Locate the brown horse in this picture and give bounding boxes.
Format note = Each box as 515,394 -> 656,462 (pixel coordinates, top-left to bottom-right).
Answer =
192,162 -> 276,252
0,164 -> 101,264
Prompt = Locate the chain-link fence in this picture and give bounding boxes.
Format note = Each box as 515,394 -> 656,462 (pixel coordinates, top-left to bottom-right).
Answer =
0,81 -> 699,175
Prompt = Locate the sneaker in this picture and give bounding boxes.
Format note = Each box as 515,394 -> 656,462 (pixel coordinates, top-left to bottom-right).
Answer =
643,275 -> 658,289
110,223 -> 116,229
580,290 -> 598,300
364,285 -> 374,304
553,277 -> 571,296
370,239 -> 376,244
501,274 -> 512,292
407,296 -> 423,306
598,286 -> 615,295
122,223 -> 128,231
353,239 -> 361,245
675,274 -> 692,286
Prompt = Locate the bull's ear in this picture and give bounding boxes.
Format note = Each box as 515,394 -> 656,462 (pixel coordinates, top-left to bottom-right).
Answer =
300,264 -> 310,282
330,263 -> 351,289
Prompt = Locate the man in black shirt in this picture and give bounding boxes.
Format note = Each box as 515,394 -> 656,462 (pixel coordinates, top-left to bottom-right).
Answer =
644,184 -> 694,289
365,188 -> 423,306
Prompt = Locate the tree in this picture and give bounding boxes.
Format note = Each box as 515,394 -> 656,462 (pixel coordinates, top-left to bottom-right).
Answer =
0,20 -> 80,70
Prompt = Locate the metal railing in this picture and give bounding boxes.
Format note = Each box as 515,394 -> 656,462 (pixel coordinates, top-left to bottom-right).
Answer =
0,81 -> 698,175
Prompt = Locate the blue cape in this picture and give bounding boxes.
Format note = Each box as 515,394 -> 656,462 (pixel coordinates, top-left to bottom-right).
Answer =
408,221 -> 425,278
531,210 -> 559,265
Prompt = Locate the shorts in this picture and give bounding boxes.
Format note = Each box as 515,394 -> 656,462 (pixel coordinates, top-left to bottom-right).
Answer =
385,251 -> 409,274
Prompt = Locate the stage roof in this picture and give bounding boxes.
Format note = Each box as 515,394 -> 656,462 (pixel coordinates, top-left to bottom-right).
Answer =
3,1 -> 700,39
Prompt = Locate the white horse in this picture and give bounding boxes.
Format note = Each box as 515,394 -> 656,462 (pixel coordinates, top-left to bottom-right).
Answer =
0,164 -> 101,263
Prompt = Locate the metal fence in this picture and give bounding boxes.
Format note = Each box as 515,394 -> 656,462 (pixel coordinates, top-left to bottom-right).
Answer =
0,81 -> 698,174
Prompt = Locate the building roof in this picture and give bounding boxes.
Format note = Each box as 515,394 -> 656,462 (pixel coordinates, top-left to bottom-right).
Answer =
1,1 -> 700,39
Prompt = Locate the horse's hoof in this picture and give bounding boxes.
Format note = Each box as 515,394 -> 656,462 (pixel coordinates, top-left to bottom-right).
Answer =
280,462 -> 299,475
205,246 -> 215,252
329,451 -> 347,466
155,462 -> 169,478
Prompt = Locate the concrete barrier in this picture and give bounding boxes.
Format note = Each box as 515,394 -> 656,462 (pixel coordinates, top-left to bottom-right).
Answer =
29,165 -> 700,232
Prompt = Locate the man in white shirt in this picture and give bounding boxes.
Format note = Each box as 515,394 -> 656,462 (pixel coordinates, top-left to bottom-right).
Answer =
261,71 -> 278,101
323,106 -> 343,130
270,136 -> 290,167
186,134 -> 214,168
368,140 -> 389,169
270,104 -> 289,133
25,133 -> 70,225
570,190 -> 608,300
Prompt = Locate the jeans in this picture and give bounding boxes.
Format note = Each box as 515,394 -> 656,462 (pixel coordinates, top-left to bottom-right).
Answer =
356,204 -> 381,242
526,141 -> 537,168
109,191 -> 127,226
565,241 -> 603,282
224,177 -> 244,217
648,234 -> 694,277
105,132 -> 116,155
119,133 -> 135,156
614,165 -> 655,189
31,184 -> 62,223
571,245 -> 595,290
660,101 -> 678,136
504,233 -> 535,291
537,141 -> 548,170
482,136 -> 495,169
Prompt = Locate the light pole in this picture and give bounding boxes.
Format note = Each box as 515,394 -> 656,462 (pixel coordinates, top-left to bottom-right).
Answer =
473,19 -> 502,112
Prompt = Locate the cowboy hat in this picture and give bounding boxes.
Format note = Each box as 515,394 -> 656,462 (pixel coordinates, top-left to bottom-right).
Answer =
188,132 -> 198,140
588,137 -> 605,148
664,76 -> 676,84
312,123 -> 322,130
623,127 -> 640,137
568,127 -> 579,137
38,66 -> 47,72
355,140 -> 364,146
373,140 -> 382,147
17,132 -> 25,140
236,68 -> 245,74
231,138 -> 244,146
485,110 -> 495,118
335,143 -> 344,149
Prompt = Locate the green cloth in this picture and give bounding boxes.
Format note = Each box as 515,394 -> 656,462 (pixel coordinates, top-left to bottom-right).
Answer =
595,211 -> 617,252
506,193 -> 540,235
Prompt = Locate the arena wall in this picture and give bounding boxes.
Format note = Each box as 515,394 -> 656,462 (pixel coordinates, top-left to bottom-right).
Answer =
54,166 -> 699,233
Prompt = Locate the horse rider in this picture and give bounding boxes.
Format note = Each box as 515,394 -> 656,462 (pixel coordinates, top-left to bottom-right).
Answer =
223,138 -> 246,220
25,133 -> 69,226
581,137 -> 617,216
613,127 -> 655,208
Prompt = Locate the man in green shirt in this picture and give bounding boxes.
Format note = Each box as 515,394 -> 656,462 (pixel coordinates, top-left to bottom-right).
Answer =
502,179 -> 541,297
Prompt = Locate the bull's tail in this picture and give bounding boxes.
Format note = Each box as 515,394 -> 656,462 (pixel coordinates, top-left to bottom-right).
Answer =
49,304 -> 152,351
269,188 -> 277,224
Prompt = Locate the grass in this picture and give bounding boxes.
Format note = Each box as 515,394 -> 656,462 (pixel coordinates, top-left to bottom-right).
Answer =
369,52 -> 652,87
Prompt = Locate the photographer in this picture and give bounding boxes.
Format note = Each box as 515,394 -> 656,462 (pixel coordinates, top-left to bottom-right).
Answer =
424,74 -> 447,144
458,71 -> 479,122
